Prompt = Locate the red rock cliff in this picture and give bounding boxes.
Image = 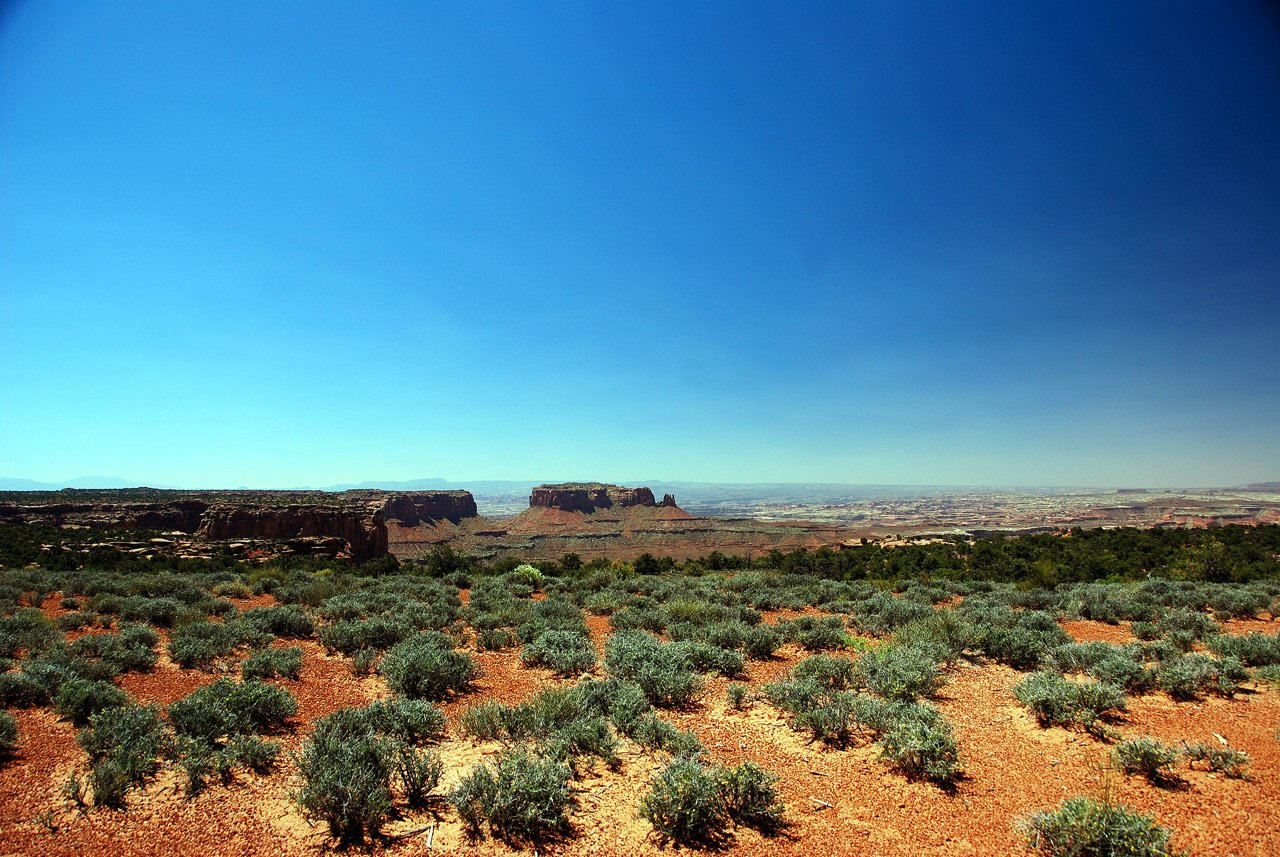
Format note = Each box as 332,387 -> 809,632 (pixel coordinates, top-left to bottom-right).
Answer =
378,491 -> 478,525
529,483 -> 660,513
195,504 -> 387,563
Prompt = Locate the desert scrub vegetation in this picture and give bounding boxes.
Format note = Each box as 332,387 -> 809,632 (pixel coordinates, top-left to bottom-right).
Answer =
77,704 -> 171,807
240,645 -> 304,681
1012,671 -> 1127,735
0,709 -> 18,760
1182,741 -> 1250,778
638,757 -> 786,846
604,630 -> 705,706
379,631 -> 480,699
857,641 -> 948,702
1112,736 -> 1181,784
520,628 -> 597,676
166,616 -> 273,670
449,745 -> 575,845
1155,653 -> 1247,700
294,703 -> 445,844
763,654 -> 963,782
1021,795 -> 1184,857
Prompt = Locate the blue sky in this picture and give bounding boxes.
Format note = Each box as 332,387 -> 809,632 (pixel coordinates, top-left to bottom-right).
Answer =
2,1 -> 1278,489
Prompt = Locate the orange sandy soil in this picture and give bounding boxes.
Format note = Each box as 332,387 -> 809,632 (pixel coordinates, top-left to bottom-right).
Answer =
2,597 -> 1279,857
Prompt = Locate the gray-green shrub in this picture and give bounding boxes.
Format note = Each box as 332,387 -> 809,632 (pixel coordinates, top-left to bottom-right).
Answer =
380,631 -> 480,699
449,746 -> 575,844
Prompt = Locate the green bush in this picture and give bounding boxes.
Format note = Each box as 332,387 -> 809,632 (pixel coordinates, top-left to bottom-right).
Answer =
1130,621 -> 1163,641
319,616 -> 412,655
628,714 -> 705,757
70,624 -> 159,674
638,757 -> 731,846
476,627 -> 518,651
1183,742 -> 1250,778
240,646 -> 304,681
1012,671 -> 1127,732
743,624 -> 782,660
77,705 -> 169,805
1021,795 -> 1181,857
0,710 -> 17,758
395,744 -> 443,807
380,632 -> 480,699
1113,736 -> 1180,783
604,631 -> 704,708
167,618 -> 270,670
54,678 -> 130,727
357,698 -> 448,745
0,609 -> 59,658
878,718 -> 963,783
726,683 -> 749,710
1206,632 -> 1280,667
521,630 -> 597,676
1157,654 -> 1245,700
1088,653 -> 1156,694
350,647 -> 380,675
295,710 -> 396,844
638,758 -> 786,846
449,746 -> 575,844
892,609 -> 974,664
859,643 -> 946,702
240,605 -> 315,638
719,761 -> 786,831
168,679 -> 297,742
461,700 -> 505,740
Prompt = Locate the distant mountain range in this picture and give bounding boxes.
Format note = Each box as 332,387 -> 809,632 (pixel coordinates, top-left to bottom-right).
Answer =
0,476 -> 181,491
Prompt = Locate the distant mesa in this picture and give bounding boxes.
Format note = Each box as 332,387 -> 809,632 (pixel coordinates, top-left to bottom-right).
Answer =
376,490 -> 478,525
529,482 -> 677,513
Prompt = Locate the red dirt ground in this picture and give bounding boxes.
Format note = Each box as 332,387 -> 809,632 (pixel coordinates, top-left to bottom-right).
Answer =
2,597 -> 1278,856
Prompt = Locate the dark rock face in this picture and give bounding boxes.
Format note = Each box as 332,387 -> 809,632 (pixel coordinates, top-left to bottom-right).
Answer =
379,491 -> 478,525
0,490 -> 401,563
0,500 -> 209,532
529,483 -> 659,513
196,505 -> 387,563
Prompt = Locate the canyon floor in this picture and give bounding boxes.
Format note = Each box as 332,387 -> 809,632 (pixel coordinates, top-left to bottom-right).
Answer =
1,594 -> 1277,857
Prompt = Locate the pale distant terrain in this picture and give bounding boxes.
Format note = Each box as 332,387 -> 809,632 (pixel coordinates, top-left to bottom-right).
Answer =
322,479 -> 1280,534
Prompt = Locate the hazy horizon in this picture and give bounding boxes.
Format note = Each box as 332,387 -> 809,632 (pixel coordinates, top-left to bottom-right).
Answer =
3,3 -> 1278,489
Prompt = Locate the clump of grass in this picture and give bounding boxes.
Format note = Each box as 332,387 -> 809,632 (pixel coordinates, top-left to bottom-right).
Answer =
0,710 -> 18,760
637,757 -> 786,846
877,718 -> 963,783
380,631 -> 480,699
1182,741 -> 1250,779
521,630 -> 597,676
726,683 -> 750,710
1012,671 -> 1127,734
449,746 -> 575,845
1113,736 -> 1180,783
240,646 -> 304,681
1021,795 -> 1182,857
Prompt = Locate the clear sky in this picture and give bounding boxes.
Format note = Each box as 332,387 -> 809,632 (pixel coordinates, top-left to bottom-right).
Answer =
2,1 -> 1278,489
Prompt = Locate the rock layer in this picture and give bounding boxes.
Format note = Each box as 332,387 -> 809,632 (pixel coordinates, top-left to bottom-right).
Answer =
378,491 -> 478,525
195,504 -> 387,562
0,488 -> 481,563
529,483 -> 660,513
